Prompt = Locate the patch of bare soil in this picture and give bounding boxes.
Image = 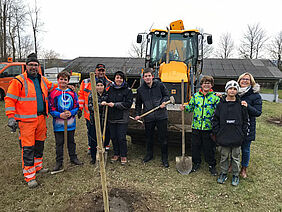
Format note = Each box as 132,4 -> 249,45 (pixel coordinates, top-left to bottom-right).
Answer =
66,187 -> 161,212
267,116 -> 282,126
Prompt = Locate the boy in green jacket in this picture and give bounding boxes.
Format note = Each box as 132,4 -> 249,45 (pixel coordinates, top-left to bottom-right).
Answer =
180,76 -> 220,175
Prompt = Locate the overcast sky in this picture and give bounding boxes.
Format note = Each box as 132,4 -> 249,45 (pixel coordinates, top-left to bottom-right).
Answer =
35,0 -> 282,59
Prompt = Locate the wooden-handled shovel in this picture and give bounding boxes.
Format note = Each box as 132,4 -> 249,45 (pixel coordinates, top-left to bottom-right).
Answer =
176,80 -> 192,175
139,96 -> 175,118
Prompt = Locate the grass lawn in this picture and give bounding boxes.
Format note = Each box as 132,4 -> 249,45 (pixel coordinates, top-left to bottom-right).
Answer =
260,88 -> 282,98
0,101 -> 281,211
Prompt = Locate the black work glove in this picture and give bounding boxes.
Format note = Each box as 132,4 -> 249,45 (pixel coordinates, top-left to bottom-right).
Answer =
77,109 -> 82,119
8,117 -> 18,132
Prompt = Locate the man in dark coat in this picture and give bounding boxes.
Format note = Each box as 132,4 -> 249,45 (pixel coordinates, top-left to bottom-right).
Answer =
135,68 -> 170,168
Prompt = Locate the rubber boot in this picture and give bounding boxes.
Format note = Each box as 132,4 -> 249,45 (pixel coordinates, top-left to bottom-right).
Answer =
240,167 -> 247,178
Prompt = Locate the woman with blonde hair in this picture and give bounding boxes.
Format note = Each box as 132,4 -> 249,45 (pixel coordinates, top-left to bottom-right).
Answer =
237,72 -> 262,178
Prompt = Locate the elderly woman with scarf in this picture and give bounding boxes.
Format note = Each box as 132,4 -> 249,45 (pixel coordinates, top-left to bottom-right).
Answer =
237,72 -> 262,178
104,71 -> 133,165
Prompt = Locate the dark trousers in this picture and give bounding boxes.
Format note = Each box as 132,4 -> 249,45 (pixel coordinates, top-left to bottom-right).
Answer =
86,119 -> 110,161
109,123 -> 128,157
54,130 -> 77,163
191,129 -> 216,166
144,119 -> 168,161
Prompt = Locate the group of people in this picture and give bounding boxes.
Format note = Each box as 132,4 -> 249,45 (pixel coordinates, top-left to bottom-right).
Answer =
5,53 -> 262,189
180,74 -> 262,186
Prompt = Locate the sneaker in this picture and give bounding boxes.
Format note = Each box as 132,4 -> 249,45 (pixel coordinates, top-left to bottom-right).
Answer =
231,175 -> 240,186
217,173 -> 228,184
37,168 -> 49,174
53,162 -> 63,172
28,179 -> 38,188
191,163 -> 200,172
162,160 -> 169,168
209,166 -> 218,176
111,155 -> 119,162
121,157 -> 127,165
71,158 -> 83,165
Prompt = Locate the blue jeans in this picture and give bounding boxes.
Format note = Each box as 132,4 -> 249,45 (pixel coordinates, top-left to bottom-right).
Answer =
109,123 -> 128,157
241,140 -> 252,167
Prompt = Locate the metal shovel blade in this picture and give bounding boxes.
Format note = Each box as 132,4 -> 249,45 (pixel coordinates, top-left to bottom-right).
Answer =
176,156 -> 192,175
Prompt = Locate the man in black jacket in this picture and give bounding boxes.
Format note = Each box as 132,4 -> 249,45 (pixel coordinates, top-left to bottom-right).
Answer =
135,68 -> 170,168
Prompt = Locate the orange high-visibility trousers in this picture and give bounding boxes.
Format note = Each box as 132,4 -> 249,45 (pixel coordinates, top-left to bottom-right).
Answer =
18,115 -> 47,182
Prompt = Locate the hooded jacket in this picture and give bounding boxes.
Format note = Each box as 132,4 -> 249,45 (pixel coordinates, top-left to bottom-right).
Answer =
212,95 -> 249,147
239,84 -> 262,141
184,89 -> 220,130
107,82 -> 133,124
135,79 -> 169,122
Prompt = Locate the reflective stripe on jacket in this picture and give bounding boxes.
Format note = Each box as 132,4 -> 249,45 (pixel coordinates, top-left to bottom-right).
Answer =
5,72 -> 56,121
78,78 -> 91,120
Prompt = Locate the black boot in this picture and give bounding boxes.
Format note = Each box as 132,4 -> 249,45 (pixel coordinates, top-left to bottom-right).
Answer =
71,158 -> 83,165
143,154 -> 153,163
162,159 -> 169,168
161,153 -> 169,168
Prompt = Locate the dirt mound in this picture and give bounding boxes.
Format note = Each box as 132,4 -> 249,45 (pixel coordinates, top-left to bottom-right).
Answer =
267,116 -> 282,126
66,187 -> 160,211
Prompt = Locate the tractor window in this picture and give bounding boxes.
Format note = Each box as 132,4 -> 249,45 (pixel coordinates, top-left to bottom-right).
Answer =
149,33 -> 198,66
0,65 -> 22,77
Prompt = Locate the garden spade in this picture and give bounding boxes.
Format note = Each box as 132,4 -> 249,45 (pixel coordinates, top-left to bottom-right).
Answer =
176,80 -> 192,175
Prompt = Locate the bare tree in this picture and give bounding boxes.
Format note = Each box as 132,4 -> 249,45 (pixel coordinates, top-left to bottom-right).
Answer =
129,34 -> 146,58
214,32 -> 234,58
12,0 -> 27,60
41,49 -> 62,68
28,0 -> 43,55
268,31 -> 282,69
239,23 -> 268,59
20,35 -> 33,58
0,0 -> 12,61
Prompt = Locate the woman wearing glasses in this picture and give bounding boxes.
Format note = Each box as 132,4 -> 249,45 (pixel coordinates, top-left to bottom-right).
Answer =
237,72 -> 262,178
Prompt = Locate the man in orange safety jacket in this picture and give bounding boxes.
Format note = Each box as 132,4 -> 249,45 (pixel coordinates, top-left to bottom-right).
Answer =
5,53 -> 56,188
77,64 -> 112,154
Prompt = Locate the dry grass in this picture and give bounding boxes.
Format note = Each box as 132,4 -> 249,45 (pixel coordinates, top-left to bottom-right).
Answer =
0,100 -> 281,211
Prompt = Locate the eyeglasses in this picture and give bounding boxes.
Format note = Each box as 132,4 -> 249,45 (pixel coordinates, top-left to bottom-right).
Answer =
202,82 -> 211,85
27,64 -> 39,67
241,78 -> 250,81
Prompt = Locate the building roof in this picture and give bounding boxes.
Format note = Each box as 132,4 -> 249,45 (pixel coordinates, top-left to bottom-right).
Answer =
64,57 -> 282,81
202,58 -> 282,81
64,57 -> 144,77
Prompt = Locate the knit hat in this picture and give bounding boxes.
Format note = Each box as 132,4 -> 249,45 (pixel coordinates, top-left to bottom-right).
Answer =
96,79 -> 105,86
225,80 -> 239,92
26,53 -> 39,64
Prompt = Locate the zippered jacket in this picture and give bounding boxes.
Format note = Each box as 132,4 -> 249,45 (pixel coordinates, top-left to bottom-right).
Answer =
5,72 -> 56,121
212,95 -> 249,147
135,80 -> 169,122
184,89 -> 220,130
107,82 -> 133,123
48,88 -> 79,132
239,84 -> 262,141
